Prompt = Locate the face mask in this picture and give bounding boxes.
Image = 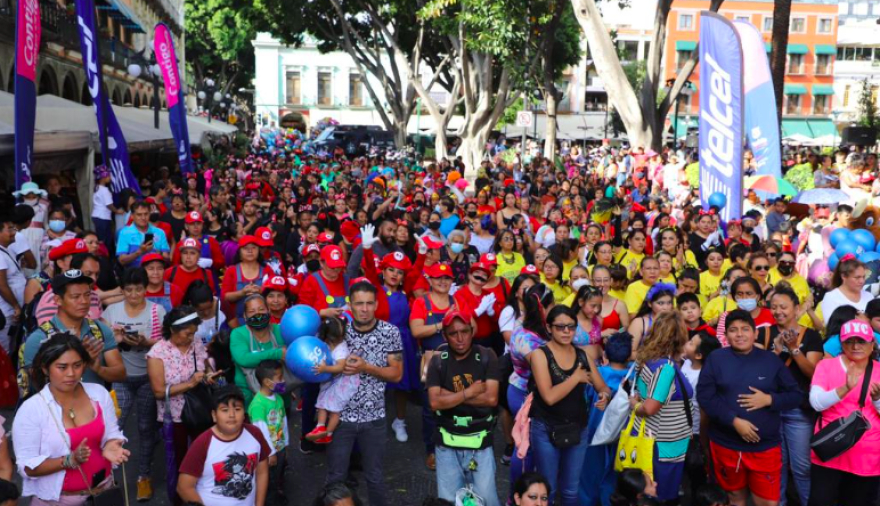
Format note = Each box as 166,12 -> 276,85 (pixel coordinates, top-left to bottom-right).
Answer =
246,313 -> 270,330
778,264 -> 794,276
271,381 -> 286,394
434,204 -> 442,214
736,298 -> 758,312
48,220 -> 66,233
743,226 -> 754,234
467,211 -> 477,218
150,212 -> 161,222
450,243 -> 465,254
24,197 -> 38,206
428,222 -> 441,231
572,279 -> 590,291
306,259 -> 321,272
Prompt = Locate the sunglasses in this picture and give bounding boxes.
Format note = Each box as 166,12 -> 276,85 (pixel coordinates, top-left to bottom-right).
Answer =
766,252 -> 777,258
550,323 -> 577,333
753,265 -> 770,271
778,261 -> 795,267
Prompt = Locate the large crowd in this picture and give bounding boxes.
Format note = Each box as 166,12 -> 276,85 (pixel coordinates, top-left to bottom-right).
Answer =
0,132 -> 876,506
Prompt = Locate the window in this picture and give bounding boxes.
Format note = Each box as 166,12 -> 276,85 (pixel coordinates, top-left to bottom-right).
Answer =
785,94 -> 801,115
676,50 -> 694,71
855,47 -> 872,61
735,15 -> 750,23
620,41 -> 639,61
813,94 -> 831,114
318,71 -> 332,106
817,17 -> 833,34
787,54 -> 804,74
816,54 -> 832,75
762,16 -> 773,32
678,13 -> 694,30
790,17 -> 806,33
838,46 -> 847,60
843,85 -> 850,107
285,70 -> 301,105
349,73 -> 363,106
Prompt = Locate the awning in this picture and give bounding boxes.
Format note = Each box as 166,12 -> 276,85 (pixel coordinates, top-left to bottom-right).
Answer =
676,41 -> 697,51
814,45 -> 837,55
765,43 -> 772,53
787,44 -> 809,55
781,118 -> 837,139
807,119 -> 836,137
672,117 -> 699,139
784,84 -> 807,95
812,85 -> 835,96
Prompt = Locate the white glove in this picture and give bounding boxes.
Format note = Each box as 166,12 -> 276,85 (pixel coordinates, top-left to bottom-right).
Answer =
449,284 -> 461,296
361,224 -> 378,250
475,293 -> 497,317
701,230 -> 721,251
197,258 -> 213,269
417,233 -> 429,255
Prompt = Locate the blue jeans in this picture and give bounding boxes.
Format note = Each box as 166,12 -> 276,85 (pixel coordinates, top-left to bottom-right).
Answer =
530,418 -> 590,506
508,385 -> 534,494
780,408 -> 812,506
326,418 -> 388,506
436,446 -> 501,506
579,442 -> 616,506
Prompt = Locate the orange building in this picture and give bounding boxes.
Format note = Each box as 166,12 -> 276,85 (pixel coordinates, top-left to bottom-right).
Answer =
665,0 -> 839,140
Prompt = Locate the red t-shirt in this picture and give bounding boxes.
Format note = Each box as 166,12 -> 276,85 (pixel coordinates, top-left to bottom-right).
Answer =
298,271 -> 348,313
453,288 -> 494,340
165,266 -> 216,298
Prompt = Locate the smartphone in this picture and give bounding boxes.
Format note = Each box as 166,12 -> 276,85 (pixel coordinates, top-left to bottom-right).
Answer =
144,233 -> 154,243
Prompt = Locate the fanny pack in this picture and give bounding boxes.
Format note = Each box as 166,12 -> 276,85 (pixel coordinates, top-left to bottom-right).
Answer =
549,421 -> 582,449
810,359 -> 873,462
439,427 -> 489,450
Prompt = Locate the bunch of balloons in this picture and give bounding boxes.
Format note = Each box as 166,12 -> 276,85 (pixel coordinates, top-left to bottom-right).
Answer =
280,305 -> 333,383
828,228 -> 880,270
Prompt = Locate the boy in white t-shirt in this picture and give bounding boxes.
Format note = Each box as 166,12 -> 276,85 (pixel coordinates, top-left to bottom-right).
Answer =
178,386 -> 271,506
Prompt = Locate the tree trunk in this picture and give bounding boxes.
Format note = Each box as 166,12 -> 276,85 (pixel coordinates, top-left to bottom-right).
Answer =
544,92 -> 558,160
393,127 -> 407,150
458,135 -> 487,181
434,129 -> 449,161
770,0 -> 792,125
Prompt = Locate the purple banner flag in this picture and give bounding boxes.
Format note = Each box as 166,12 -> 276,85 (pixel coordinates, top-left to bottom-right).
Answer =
76,0 -> 141,195
14,0 -> 41,193
154,24 -> 193,174
699,11 -> 744,223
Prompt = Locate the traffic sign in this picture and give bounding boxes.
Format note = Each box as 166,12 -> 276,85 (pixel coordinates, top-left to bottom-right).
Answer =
515,111 -> 533,128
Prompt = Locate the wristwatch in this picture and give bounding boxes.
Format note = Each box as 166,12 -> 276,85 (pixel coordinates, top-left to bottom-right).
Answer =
790,347 -> 801,356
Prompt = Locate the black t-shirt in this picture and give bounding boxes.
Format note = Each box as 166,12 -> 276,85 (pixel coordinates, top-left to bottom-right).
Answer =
763,326 -> 823,411
528,345 -> 590,428
426,344 -> 500,449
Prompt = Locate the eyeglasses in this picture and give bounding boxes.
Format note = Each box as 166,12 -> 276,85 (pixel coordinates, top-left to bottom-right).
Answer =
778,261 -> 795,267
753,265 -> 770,271
766,252 -> 778,258
551,323 -> 577,333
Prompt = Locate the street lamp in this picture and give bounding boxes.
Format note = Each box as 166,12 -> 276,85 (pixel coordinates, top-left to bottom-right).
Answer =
128,50 -> 162,129
665,78 -> 696,149
831,108 -> 843,149
199,79 -> 220,123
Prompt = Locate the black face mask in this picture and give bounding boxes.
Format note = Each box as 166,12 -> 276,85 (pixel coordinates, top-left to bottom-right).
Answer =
428,222 -> 441,231
306,259 -> 321,272
150,212 -> 161,222
777,264 -> 794,276
467,211 -> 477,218
743,226 -> 754,234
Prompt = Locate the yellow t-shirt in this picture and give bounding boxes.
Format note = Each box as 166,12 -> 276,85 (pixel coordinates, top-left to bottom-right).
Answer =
495,252 -> 526,284
673,250 -> 700,274
541,274 -> 572,304
615,249 -> 645,279
624,280 -> 653,316
561,292 -> 577,308
660,274 -> 676,285
609,288 -> 627,302
562,257 -> 579,282
700,270 -> 724,299
703,296 -> 735,323
769,269 -> 815,329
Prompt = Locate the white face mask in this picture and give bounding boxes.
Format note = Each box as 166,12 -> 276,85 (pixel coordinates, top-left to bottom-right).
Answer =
572,278 -> 590,291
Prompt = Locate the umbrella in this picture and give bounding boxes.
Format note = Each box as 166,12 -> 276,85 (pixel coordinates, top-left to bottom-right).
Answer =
745,175 -> 798,197
793,188 -> 850,205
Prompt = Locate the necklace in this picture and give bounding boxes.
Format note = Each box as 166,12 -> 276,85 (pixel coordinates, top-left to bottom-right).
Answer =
68,407 -> 76,421
501,252 -> 516,265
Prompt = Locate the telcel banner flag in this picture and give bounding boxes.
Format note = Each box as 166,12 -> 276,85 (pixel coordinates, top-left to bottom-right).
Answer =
14,0 -> 41,193
76,0 -> 141,195
699,12 -> 744,223
734,21 -> 782,180
154,24 -> 193,174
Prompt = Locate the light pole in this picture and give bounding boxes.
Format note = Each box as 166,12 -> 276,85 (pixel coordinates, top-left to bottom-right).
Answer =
665,79 -> 695,149
128,53 -> 162,129
831,108 -> 842,149
197,79 -> 222,123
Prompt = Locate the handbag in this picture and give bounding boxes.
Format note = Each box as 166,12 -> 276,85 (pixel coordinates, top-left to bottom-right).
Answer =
549,421 -> 582,448
810,359 -> 874,462
592,363 -> 637,446
182,347 -> 214,434
242,329 -> 301,393
615,411 -> 655,478
673,366 -> 703,470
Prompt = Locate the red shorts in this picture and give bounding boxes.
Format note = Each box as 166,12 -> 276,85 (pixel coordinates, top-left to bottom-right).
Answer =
710,442 -> 782,501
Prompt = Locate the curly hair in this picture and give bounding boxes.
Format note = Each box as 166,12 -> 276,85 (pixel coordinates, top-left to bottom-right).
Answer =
636,311 -> 687,365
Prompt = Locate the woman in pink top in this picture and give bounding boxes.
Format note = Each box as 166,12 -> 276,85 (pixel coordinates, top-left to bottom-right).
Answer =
808,319 -> 880,506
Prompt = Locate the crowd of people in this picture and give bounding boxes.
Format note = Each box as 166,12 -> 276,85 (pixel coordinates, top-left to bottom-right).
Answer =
0,134 -> 877,506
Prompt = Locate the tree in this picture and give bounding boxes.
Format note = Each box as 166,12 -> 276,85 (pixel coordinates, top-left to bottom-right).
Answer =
769,0 -> 792,124
570,0 -> 725,150
857,77 -> 880,133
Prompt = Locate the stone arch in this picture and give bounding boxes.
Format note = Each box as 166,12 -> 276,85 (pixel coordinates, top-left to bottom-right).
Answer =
81,80 -> 93,106
140,93 -> 148,108
111,87 -> 123,106
122,88 -> 133,106
61,72 -> 79,102
37,67 -> 58,96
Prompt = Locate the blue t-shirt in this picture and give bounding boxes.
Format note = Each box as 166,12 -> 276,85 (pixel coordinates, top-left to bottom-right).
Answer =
439,214 -> 461,238
23,316 -> 116,386
116,224 -> 170,267
823,331 -> 880,357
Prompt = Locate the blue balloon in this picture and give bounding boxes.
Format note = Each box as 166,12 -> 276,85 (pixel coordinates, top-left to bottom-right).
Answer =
708,192 -> 727,210
836,239 -> 863,258
852,229 -> 877,253
280,305 -> 321,345
875,240 -> 880,253
860,251 -> 880,264
829,228 -> 852,249
286,336 -> 333,383
828,252 -> 840,271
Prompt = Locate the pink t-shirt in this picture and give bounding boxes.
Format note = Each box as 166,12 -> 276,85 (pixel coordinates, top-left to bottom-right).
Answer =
811,357 -> 880,476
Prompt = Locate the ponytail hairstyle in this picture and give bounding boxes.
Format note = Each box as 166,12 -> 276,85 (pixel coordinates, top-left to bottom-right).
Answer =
522,284 -> 554,340
318,316 -> 347,347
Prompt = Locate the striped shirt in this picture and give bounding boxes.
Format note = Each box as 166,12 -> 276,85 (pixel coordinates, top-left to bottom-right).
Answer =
634,359 -> 695,462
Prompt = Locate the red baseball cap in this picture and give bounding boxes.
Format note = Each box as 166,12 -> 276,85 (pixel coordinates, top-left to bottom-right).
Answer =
262,275 -> 288,294
479,253 -> 498,267
422,236 -> 444,250
239,235 -> 260,248
178,238 -> 200,251
318,232 -> 335,244
141,253 -> 166,266
442,309 -> 473,327
426,263 -> 454,279
381,251 -> 412,271
255,227 -> 274,247
470,261 -> 492,274
304,243 -> 321,256
521,264 -> 539,275
185,211 -> 203,224
321,245 -> 346,269
48,238 -> 88,261
340,221 -> 360,243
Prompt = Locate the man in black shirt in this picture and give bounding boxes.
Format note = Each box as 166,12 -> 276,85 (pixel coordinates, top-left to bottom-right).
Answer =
426,310 -> 501,506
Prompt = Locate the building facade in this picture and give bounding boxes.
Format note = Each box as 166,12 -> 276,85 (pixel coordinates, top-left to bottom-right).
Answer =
665,0 -> 839,139
832,17 -> 880,126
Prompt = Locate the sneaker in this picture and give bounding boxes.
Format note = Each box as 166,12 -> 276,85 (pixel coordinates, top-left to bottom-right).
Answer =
299,439 -> 315,455
136,477 -> 153,502
391,418 -> 408,443
305,426 -> 328,441
501,443 -> 513,466
425,453 -> 436,470
314,434 -> 333,444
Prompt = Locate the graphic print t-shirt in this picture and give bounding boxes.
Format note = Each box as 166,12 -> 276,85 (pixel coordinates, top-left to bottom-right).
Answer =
179,424 -> 270,506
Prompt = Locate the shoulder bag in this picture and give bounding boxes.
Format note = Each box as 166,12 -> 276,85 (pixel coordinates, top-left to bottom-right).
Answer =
810,359 -> 874,462
592,363 -> 637,446
182,346 -> 214,435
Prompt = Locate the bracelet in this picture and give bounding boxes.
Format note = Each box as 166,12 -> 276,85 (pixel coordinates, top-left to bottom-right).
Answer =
62,454 -> 74,469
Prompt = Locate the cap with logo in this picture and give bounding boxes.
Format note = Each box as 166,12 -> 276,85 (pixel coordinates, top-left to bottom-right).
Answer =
185,211 -> 203,224
520,264 -> 539,275
479,253 -> 498,267
262,275 -> 288,293
255,227 -> 274,247
381,251 -> 412,271
426,263 -> 454,279
841,319 -> 874,343
48,238 -> 89,261
321,245 -> 346,269
51,269 -> 94,291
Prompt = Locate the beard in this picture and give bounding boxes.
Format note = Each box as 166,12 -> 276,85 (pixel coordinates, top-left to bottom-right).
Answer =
380,235 -> 395,247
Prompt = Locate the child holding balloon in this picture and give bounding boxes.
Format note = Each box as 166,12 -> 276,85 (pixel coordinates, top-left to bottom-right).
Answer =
305,316 -> 360,444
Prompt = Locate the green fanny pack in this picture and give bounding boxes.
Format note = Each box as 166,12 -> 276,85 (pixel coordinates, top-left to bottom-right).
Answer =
439,427 -> 489,450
